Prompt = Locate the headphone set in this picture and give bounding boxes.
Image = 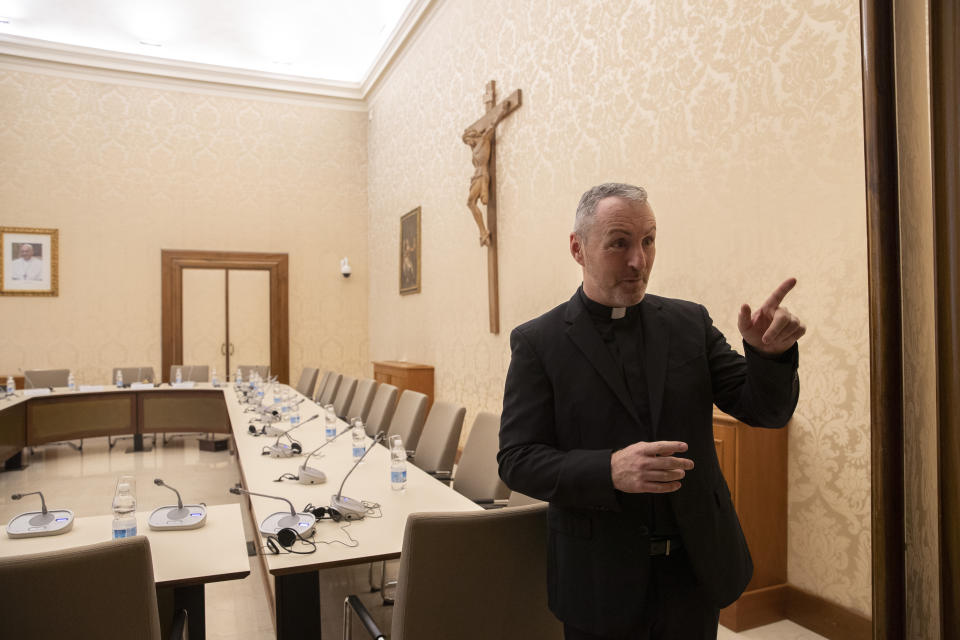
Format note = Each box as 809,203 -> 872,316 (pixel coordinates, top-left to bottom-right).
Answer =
248,421 -> 284,437
265,527 -> 317,555
261,441 -> 302,457
303,503 -> 348,522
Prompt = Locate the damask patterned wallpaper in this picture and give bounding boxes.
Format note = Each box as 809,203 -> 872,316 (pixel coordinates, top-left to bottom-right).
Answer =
0,68 -> 370,386
367,0 -> 870,615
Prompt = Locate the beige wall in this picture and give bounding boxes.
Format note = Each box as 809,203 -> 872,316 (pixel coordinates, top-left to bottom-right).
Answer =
0,68 -> 370,385
895,0 -> 941,638
367,0 -> 870,616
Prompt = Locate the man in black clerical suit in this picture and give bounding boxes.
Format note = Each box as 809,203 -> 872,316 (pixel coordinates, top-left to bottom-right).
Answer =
498,183 -> 804,639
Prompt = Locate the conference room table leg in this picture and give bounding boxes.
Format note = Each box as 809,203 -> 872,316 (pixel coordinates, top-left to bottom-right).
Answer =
173,584 -> 205,640
4,450 -> 24,470
275,571 -> 321,639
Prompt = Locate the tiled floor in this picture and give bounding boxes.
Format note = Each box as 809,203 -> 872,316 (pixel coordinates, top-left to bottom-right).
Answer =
0,437 -> 828,640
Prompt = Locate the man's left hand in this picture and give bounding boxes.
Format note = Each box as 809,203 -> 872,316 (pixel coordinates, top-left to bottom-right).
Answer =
738,278 -> 806,356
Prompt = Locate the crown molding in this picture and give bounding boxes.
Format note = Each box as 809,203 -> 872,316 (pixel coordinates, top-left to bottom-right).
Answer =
0,1 -> 437,105
359,0 -> 437,98
0,33 -> 369,103
0,53 -> 367,110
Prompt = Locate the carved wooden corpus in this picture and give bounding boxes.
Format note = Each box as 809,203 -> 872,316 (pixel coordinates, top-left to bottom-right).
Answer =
462,80 -> 522,334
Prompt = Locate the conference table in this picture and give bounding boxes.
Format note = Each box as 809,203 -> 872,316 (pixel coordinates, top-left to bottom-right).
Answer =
0,382 -> 230,466
0,504 -> 250,639
225,386 -> 481,639
0,381 -> 482,639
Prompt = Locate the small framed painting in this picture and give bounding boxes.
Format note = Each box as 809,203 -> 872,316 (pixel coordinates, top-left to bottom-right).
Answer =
399,207 -> 421,295
1,227 -> 59,296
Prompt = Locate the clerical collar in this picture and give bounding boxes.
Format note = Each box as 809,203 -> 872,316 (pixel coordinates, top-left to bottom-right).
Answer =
578,286 -> 641,321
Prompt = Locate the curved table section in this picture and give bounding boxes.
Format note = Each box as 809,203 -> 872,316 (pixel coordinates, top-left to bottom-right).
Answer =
0,385 -> 231,458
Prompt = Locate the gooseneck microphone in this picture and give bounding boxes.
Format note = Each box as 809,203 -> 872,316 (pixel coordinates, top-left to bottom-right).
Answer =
12,491 -> 50,523
150,478 -> 207,530
154,478 -> 185,517
229,485 -> 316,535
296,425 -> 351,484
274,413 -> 319,445
7,490 -> 74,538
262,413 -> 320,456
331,432 -> 385,518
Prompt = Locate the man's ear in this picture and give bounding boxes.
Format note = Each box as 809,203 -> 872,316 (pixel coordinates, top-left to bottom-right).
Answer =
570,233 -> 585,266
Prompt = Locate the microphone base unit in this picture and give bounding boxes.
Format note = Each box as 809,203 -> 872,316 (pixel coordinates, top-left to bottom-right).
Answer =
259,511 -> 316,537
298,465 -> 327,484
330,495 -> 367,520
6,509 -> 75,538
148,504 -> 208,530
267,443 -> 300,458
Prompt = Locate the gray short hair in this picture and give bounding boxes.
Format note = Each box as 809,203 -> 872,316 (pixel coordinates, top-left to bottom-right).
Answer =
573,183 -> 648,239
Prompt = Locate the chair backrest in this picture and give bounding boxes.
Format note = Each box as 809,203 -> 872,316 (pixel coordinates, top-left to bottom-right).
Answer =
112,366 -> 156,385
318,373 -> 342,406
507,491 -> 544,507
23,368 -> 70,388
414,401 -> 466,474
365,383 -> 398,436
390,504 -> 560,640
345,378 -> 377,423
314,370 -> 332,402
238,365 -> 269,380
453,411 -> 510,502
333,375 -> 358,419
0,536 -> 163,640
170,364 -> 209,382
295,367 -> 319,398
386,390 -> 429,451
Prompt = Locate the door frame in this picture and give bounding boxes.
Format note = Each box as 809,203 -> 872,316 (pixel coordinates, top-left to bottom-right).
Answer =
161,250 -> 289,384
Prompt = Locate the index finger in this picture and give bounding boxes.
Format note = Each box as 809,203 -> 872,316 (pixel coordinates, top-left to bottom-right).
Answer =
761,278 -> 797,312
646,441 -> 688,456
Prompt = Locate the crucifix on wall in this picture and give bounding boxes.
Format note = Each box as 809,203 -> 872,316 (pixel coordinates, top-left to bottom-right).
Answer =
462,80 -> 522,335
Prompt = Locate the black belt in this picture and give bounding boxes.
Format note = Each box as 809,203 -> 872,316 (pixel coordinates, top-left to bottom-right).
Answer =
649,537 -> 683,556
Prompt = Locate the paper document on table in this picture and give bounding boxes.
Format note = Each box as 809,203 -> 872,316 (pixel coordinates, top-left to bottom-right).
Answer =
23,388 -> 52,396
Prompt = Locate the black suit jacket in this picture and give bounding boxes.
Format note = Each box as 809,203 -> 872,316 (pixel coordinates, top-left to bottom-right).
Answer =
498,290 -> 799,636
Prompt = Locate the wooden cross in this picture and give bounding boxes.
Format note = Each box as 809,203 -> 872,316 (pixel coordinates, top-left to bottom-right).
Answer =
462,80 -> 522,334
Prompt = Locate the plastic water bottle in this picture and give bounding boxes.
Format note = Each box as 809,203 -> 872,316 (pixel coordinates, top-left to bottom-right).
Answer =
5,375 -> 14,394
115,369 -> 123,388
351,419 -> 366,461
211,368 -> 220,387
67,372 -> 76,391
234,367 -> 242,388
111,476 -> 137,539
175,367 -> 183,384
289,407 -> 300,428
324,405 -> 337,441
390,435 -> 407,491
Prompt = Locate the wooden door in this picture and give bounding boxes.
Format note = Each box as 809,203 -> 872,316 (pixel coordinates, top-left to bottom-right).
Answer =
161,250 -> 289,383
227,270 -> 271,375
182,268 -> 227,376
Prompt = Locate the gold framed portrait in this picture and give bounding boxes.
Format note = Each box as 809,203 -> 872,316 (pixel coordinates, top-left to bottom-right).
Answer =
1,227 -> 59,296
399,207 -> 421,295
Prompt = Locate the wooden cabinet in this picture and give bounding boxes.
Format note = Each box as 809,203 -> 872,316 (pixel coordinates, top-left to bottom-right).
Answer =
715,408 -> 789,631
372,361 -> 434,409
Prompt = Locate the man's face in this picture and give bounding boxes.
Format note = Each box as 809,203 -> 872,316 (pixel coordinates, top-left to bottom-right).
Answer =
570,197 -> 656,307
18,244 -> 34,260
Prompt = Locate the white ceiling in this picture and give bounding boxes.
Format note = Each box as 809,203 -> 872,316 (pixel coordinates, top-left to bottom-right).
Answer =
0,0 -> 422,95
